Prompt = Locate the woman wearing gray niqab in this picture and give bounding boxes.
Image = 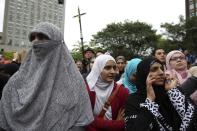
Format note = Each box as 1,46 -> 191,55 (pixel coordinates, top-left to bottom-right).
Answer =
0,22 -> 93,131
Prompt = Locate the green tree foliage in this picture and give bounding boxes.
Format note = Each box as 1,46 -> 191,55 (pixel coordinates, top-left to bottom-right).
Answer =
90,20 -> 159,59
71,41 -> 91,61
160,15 -> 186,50
71,51 -> 82,61
185,16 -> 197,54
156,38 -> 177,53
71,16 -> 197,59
3,52 -> 14,60
71,42 -> 85,61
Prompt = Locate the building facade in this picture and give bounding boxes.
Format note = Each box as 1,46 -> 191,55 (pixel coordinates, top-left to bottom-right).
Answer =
0,32 -> 3,45
2,0 -> 65,51
186,0 -> 197,19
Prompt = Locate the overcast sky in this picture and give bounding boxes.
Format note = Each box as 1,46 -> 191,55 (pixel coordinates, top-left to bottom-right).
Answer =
0,0 -> 185,49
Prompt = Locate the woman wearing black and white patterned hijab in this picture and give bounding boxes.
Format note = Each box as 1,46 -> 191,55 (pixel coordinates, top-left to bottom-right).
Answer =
0,22 -> 93,131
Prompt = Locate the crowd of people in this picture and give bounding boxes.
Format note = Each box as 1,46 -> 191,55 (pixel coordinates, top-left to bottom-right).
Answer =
0,22 -> 197,131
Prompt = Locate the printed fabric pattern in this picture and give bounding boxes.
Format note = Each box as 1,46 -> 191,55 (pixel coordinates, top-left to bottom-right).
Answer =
167,88 -> 195,131
140,98 -> 172,131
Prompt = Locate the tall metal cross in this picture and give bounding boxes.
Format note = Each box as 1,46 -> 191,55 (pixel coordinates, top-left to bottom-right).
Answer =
73,7 -> 86,59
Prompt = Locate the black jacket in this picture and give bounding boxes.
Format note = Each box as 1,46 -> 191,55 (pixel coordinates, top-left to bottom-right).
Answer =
125,91 -> 197,131
0,73 -> 10,99
180,76 -> 197,97
125,93 -> 160,131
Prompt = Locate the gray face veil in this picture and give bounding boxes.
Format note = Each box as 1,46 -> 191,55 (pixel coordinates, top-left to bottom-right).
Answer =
0,22 -> 93,131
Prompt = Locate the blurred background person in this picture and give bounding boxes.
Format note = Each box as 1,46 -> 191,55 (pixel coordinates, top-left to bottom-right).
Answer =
115,55 -> 126,82
183,49 -> 195,66
0,55 -> 10,64
96,50 -> 104,57
122,58 -> 142,93
82,57 -> 95,80
152,48 -> 166,70
82,47 -> 95,74
180,66 -> 197,105
75,60 -> 83,73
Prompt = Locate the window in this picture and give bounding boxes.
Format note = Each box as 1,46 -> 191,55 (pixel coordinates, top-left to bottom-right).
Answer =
22,30 -> 27,36
190,4 -> 194,9
191,12 -> 195,16
9,14 -> 13,22
15,40 -> 19,46
15,28 -> 20,35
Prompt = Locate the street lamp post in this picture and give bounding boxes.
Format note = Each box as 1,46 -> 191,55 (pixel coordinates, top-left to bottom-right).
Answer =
73,7 -> 86,59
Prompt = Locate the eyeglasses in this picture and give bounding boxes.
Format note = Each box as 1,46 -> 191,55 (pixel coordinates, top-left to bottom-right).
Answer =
170,56 -> 185,61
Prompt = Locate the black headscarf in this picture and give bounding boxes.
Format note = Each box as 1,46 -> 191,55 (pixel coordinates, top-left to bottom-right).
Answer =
136,58 -> 181,130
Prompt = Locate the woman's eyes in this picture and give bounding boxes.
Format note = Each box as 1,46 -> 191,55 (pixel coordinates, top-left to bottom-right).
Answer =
104,66 -> 117,70
150,66 -> 164,72
150,67 -> 157,72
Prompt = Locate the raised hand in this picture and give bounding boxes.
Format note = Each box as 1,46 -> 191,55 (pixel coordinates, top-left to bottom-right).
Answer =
165,72 -> 178,91
146,73 -> 156,101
